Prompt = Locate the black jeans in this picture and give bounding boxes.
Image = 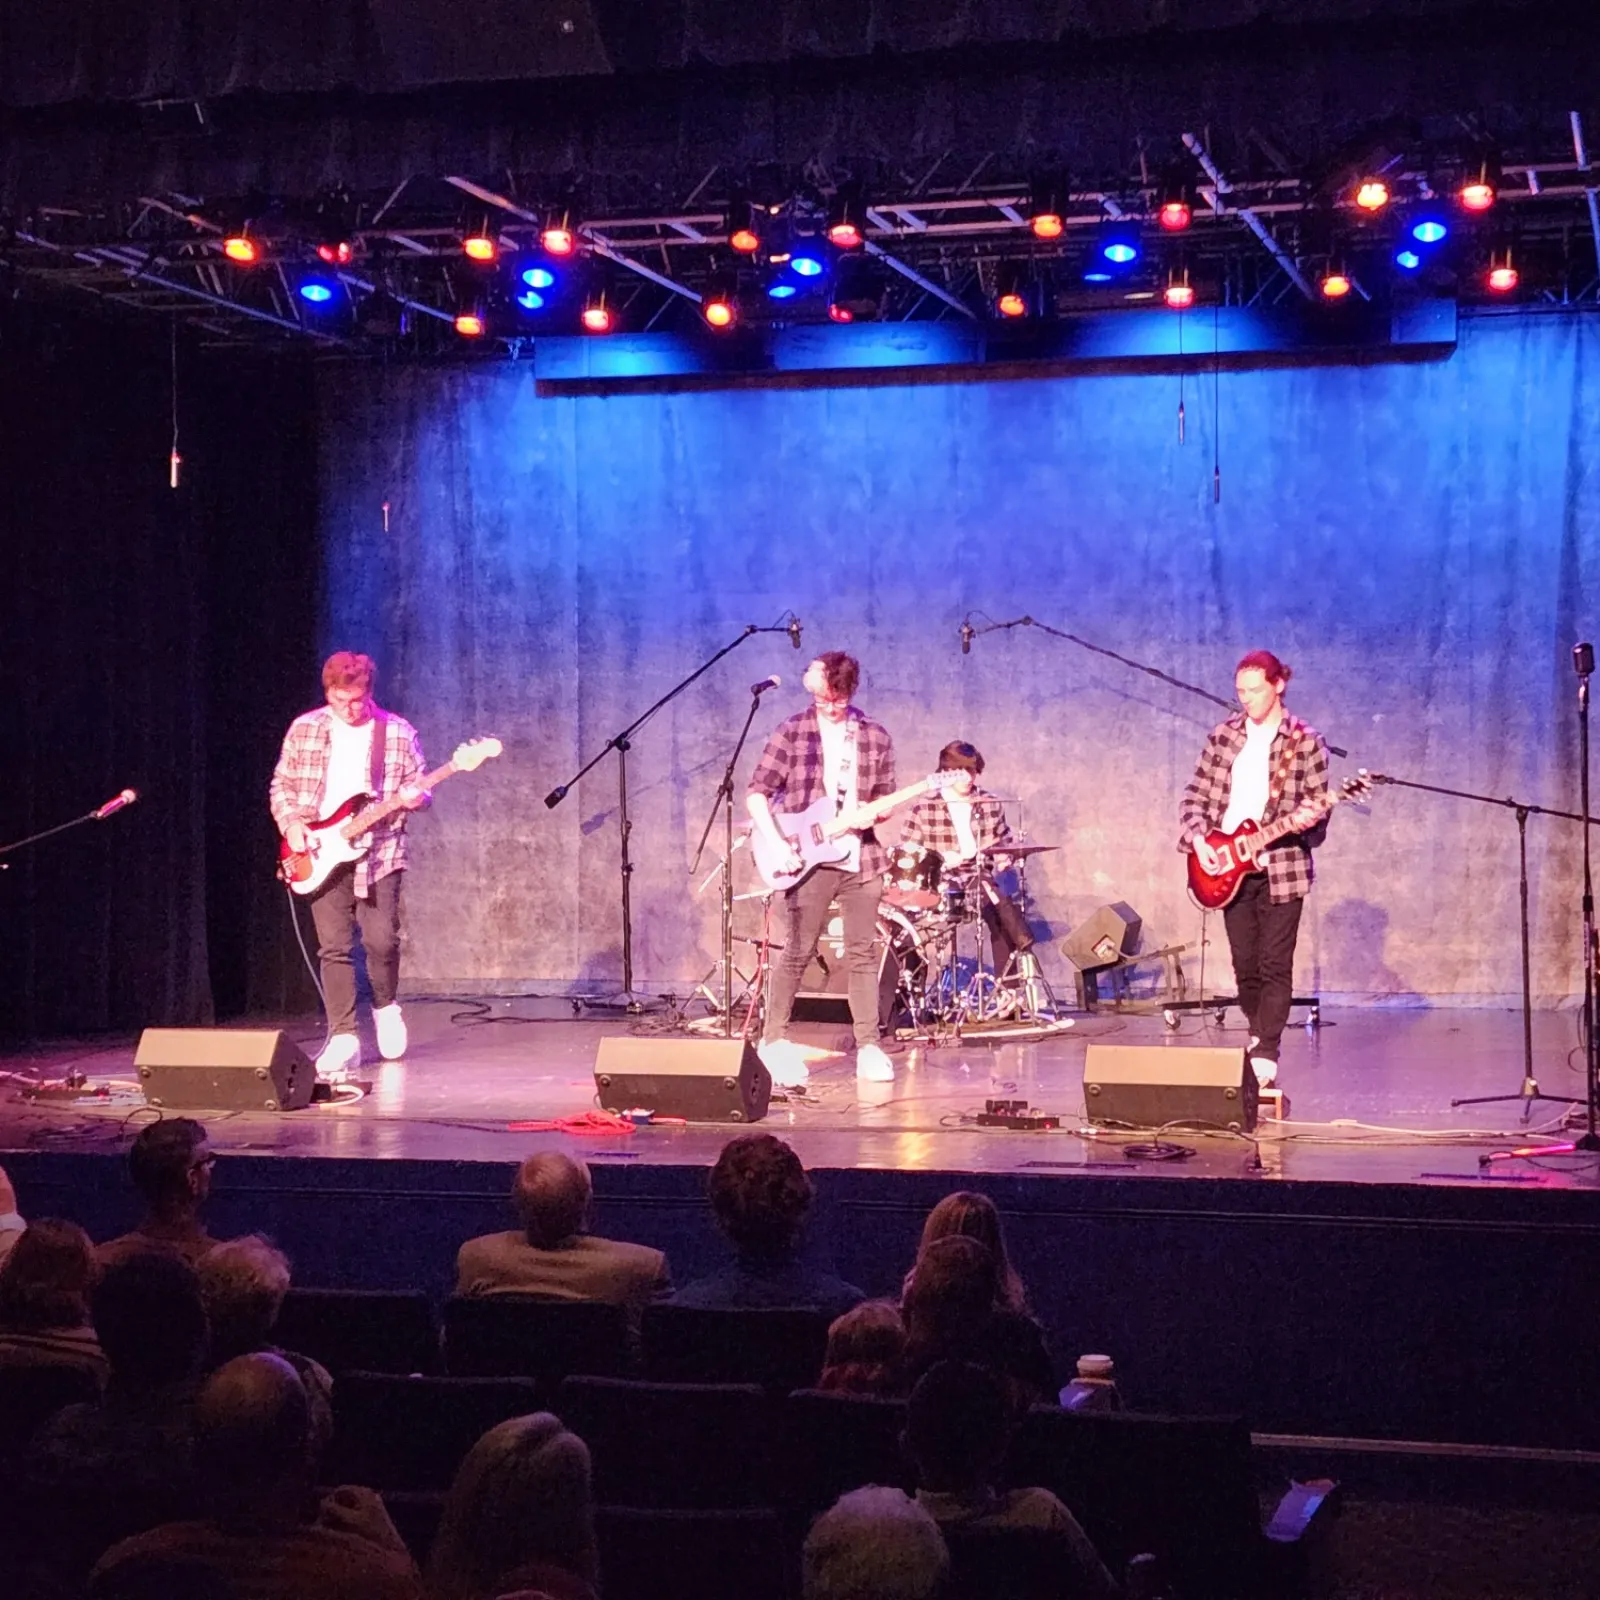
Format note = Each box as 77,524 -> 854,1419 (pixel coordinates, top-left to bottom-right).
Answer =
308,865 -> 403,1036
1222,873 -> 1304,1062
976,878 -> 1035,978
764,865 -> 884,1049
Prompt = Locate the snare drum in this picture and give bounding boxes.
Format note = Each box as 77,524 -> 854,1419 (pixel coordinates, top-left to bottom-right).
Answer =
883,844 -> 942,912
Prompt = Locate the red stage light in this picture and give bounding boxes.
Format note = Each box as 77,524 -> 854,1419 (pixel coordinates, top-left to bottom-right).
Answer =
1459,180 -> 1496,213
317,240 -> 354,266
542,225 -> 577,257
703,297 -> 735,328
1030,212 -> 1064,240
1487,262 -> 1519,293
729,227 -> 760,253
1354,180 -> 1390,212
828,302 -> 854,324
996,290 -> 1027,318
462,234 -> 498,263
223,235 -> 259,264
581,301 -> 613,333
1320,271 -> 1352,299
828,220 -> 863,250
1164,281 -> 1196,310
453,312 -> 486,337
1158,200 -> 1192,232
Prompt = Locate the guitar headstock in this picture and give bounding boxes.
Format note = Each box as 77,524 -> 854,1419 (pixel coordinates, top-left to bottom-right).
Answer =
453,736 -> 504,772
1339,770 -> 1374,803
930,770 -> 968,792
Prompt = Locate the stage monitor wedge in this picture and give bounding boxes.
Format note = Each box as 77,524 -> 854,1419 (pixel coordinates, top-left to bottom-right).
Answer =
595,1036 -> 770,1124
1083,1043 -> 1257,1134
1062,902 -> 1142,970
135,1029 -> 316,1113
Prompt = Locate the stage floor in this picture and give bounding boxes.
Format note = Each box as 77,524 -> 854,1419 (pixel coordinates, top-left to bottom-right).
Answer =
3,1000 -> 1599,1191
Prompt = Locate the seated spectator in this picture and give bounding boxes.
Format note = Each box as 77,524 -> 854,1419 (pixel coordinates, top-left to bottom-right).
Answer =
428,1413 -> 599,1600
90,1351 -> 422,1600
902,1236 -> 1054,1407
818,1299 -> 908,1397
0,1161 -> 24,1269
198,1234 -> 333,1453
906,1360 -> 1116,1598
803,1485 -> 949,1600
455,1152 -> 671,1338
673,1133 -> 864,1319
99,1117 -> 223,1269
0,1217 -> 108,1384
903,1191 -> 1030,1314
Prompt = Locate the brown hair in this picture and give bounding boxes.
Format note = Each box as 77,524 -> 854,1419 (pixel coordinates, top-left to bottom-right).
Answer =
814,651 -> 860,701
936,741 -> 985,776
904,1191 -> 1028,1315
322,651 -> 376,693
1236,649 -> 1291,688
707,1133 -> 814,1256
0,1219 -> 97,1333
819,1299 -> 907,1396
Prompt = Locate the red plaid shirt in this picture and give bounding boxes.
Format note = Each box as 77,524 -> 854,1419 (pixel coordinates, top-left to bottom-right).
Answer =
269,706 -> 427,897
898,786 -> 1014,868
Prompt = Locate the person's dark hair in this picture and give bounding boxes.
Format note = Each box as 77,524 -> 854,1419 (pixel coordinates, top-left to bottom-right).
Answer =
936,741 -> 984,776
819,1299 -> 907,1396
194,1352 -> 311,1496
0,1218 -> 97,1333
815,651 -> 861,702
322,650 -> 376,693
1236,649 -> 1291,688
127,1118 -> 209,1210
904,1192 -> 1027,1314
197,1235 -> 292,1364
905,1359 -> 1013,1492
512,1153 -> 592,1249
92,1252 -> 207,1388
707,1132 -> 814,1256
902,1234 -> 1000,1342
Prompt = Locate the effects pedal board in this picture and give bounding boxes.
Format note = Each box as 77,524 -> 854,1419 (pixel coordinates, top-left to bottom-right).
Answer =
976,1098 -> 1061,1131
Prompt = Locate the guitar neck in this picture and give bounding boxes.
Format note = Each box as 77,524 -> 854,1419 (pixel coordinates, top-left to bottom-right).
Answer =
1253,789 -> 1339,849
342,759 -> 460,839
822,777 -> 932,840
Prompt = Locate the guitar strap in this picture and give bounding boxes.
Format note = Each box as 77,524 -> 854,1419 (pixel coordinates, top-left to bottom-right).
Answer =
368,708 -> 388,799
1265,717 -> 1307,819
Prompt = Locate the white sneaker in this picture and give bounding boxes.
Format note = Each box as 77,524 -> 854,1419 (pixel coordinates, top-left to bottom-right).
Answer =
855,1043 -> 895,1082
758,1039 -> 810,1089
374,1004 -> 408,1061
316,1033 -> 362,1082
1249,1055 -> 1278,1089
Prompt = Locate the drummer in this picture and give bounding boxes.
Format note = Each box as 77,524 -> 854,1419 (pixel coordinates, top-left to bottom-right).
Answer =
896,741 -> 1036,982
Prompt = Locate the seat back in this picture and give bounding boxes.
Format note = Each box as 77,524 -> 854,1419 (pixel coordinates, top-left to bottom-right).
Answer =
782,1388 -> 912,1515
641,1304 -> 829,1392
596,1506 -> 790,1600
0,1360 -> 101,1455
275,1287 -> 438,1375
943,1523 -> 1099,1600
442,1294 -> 631,1382
558,1375 -> 776,1509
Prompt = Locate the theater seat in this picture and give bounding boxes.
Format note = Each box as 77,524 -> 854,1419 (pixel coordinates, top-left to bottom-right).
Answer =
596,1506 -> 790,1600
442,1294 -> 631,1383
275,1287 -> 439,1376
641,1304 -> 829,1392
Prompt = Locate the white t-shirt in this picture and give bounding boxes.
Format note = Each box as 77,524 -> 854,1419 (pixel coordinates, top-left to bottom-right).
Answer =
324,716 -> 377,813
816,713 -> 861,872
1221,715 -> 1278,833
945,798 -> 979,862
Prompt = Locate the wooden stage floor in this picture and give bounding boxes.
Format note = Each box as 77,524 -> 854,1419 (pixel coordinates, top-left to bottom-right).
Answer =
4,1000 -> 1599,1192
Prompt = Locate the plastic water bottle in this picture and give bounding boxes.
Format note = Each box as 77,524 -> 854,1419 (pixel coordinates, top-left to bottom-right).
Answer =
1059,1353 -> 1121,1412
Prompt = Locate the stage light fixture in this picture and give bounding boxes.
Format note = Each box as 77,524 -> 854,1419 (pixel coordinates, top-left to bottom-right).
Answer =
1027,177 -> 1067,240
1354,179 -> 1390,212
1411,216 -> 1450,245
521,266 -> 556,289
581,293 -> 614,333
1163,269 -> 1195,310
1158,193 -> 1193,233
1394,248 -> 1422,272
828,256 -> 885,324
1096,219 -> 1142,268
516,289 -> 546,311
702,295 -> 736,328
996,290 -> 1027,318
1459,159 -> 1498,213
726,197 -> 761,254
1320,270 -> 1352,299
222,233 -> 259,264
462,232 -> 498,263
790,251 -> 825,278
454,310 -> 487,337
1486,248 -> 1518,293
827,182 -> 866,250
298,278 -> 336,304
828,302 -> 854,324
316,239 -> 355,266
542,218 -> 578,256
767,280 -> 798,301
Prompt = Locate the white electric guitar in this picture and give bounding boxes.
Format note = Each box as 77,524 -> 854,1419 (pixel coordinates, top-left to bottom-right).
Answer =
277,736 -> 503,895
751,771 -> 962,891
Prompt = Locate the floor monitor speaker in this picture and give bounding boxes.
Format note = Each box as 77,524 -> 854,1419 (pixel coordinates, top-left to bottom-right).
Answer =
595,1036 -> 771,1123
1061,902 -> 1142,970
1083,1044 -> 1257,1133
135,1029 -> 316,1112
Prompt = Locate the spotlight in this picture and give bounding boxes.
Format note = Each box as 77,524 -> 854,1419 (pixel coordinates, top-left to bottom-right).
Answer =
726,197 -> 761,255
790,251 -> 825,278
1163,269 -> 1195,310
516,289 -> 546,312
701,269 -> 738,329
1354,179 -> 1390,212
542,218 -> 578,256
997,290 -> 1028,318
316,239 -> 354,266
462,232 -> 498,263
1411,216 -> 1450,245
829,256 -> 885,323
298,278 -> 337,304
454,311 -> 487,337
1459,160 -> 1498,213
222,233 -> 259,264
1095,219 -> 1142,269
521,266 -> 556,289
767,281 -> 799,301
1486,248 -> 1518,293
1320,267 -> 1352,299
1157,172 -> 1193,232
994,262 -> 1032,319
581,293 -> 613,333
703,296 -> 736,329
1028,177 -> 1067,241
828,303 -> 854,324
1394,248 -> 1423,272
827,182 -> 866,250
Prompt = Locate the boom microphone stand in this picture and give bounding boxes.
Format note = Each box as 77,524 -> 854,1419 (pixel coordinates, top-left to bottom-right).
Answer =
0,790 -> 139,865
1556,643 -> 1600,1151
544,619 -> 801,1013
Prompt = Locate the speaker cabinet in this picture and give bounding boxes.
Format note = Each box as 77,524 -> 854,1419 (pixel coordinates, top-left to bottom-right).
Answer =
1083,1044 -> 1257,1133
135,1029 -> 315,1112
595,1036 -> 771,1124
792,900 -> 903,1028
1061,902 -> 1142,970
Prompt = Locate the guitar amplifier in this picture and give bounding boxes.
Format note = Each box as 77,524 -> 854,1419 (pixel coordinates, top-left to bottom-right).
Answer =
135,1029 -> 316,1112
1083,1044 -> 1257,1134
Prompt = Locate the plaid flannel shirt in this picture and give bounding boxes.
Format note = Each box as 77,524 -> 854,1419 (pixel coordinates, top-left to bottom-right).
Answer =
269,705 -> 428,897
1178,712 -> 1330,903
899,786 -> 1014,870
747,706 -> 896,879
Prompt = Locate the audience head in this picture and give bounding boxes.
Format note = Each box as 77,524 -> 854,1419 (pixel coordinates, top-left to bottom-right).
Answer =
820,1299 -> 907,1396
902,1234 -> 1000,1348
93,1252 -> 207,1389
905,1360 -> 1015,1493
127,1117 -> 213,1217
803,1485 -> 949,1600
0,1161 -> 16,1215
197,1234 -> 291,1363
512,1153 -> 593,1249
0,1218 -> 97,1332
707,1132 -> 814,1258
912,1191 -> 1027,1313
193,1352 -> 313,1512
429,1413 -> 597,1600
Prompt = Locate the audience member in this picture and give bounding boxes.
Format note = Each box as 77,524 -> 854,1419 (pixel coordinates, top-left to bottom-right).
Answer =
673,1133 -> 864,1319
803,1485 -> 950,1600
198,1234 -> 333,1452
906,1360 -> 1116,1598
0,1161 -> 24,1269
903,1190 -> 1029,1314
99,1117 -> 223,1268
0,1217 -> 108,1383
454,1152 -> 671,1337
428,1412 -> 599,1600
902,1235 -> 1054,1406
818,1299 -> 908,1396
89,1351 -> 422,1600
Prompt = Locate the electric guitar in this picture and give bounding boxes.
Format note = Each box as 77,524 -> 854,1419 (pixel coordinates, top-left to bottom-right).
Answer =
278,736 -> 503,896
751,771 -> 964,891
1186,771 -> 1372,910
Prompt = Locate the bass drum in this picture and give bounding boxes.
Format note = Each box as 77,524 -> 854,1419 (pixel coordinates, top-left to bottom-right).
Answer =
793,900 -> 930,1032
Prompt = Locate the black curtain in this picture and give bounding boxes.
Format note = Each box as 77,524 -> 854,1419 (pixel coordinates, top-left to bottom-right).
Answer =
0,299 -> 320,1039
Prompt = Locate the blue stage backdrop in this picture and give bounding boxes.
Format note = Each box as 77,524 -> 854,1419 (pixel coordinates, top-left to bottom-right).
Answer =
315,312 -> 1600,1006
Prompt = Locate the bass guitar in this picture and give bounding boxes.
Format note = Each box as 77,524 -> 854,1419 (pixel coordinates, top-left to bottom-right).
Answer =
1186,771 -> 1372,910
751,771 -> 963,892
278,736 -> 503,896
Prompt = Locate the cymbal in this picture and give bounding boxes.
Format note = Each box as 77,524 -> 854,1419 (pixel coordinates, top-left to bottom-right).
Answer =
975,842 -> 1058,858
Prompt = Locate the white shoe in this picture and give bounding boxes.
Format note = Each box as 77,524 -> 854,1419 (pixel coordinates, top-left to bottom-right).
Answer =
758,1039 -> 810,1090
316,1033 -> 362,1082
374,1004 -> 408,1061
855,1043 -> 895,1082
1249,1055 -> 1278,1089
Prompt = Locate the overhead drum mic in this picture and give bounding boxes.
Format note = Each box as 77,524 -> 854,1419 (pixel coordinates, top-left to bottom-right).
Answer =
960,620 -> 975,655
788,617 -> 803,650
750,675 -> 782,695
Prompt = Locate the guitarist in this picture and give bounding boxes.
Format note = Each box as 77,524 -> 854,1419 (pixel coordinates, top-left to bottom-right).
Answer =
747,652 -> 898,1088
269,652 -> 430,1082
1179,650 -> 1329,1091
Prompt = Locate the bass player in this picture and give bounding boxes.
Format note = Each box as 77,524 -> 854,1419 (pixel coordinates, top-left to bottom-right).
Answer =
1179,650 -> 1329,1090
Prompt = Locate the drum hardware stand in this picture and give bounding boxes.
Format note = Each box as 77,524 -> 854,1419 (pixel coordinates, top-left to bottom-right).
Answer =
543,619 -> 799,1015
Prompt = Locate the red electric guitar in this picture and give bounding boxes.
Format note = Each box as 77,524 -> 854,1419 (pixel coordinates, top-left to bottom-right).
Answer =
1186,771 -> 1372,910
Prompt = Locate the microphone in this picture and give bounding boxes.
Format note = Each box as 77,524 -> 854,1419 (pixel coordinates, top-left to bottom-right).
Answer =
960,620 -> 975,655
788,617 -> 802,650
750,675 -> 782,696
1576,643 -> 1595,677
93,789 -> 138,821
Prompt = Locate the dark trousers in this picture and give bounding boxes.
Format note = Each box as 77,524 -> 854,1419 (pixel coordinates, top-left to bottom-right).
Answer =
309,865 -> 403,1036
1222,873 -> 1304,1062
764,865 -> 884,1049
977,879 -> 1035,978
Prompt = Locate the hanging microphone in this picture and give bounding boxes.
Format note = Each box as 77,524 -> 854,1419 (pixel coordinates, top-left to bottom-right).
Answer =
1576,643 -> 1595,677
960,620 -> 975,655
750,675 -> 782,695
93,789 -> 138,821
788,617 -> 802,650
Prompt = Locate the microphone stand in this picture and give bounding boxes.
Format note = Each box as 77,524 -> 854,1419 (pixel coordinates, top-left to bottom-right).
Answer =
544,621 -> 799,1013
0,796 -> 139,868
1554,645 -> 1600,1152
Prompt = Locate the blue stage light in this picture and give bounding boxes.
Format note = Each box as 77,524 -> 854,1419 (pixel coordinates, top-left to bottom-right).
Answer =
768,281 -> 798,300
298,280 -> 335,304
791,253 -> 825,278
1411,218 -> 1449,245
516,290 -> 546,311
1096,220 -> 1142,268
1082,269 -> 1113,284
1395,249 -> 1422,272
1103,241 -> 1139,265
522,266 -> 556,289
